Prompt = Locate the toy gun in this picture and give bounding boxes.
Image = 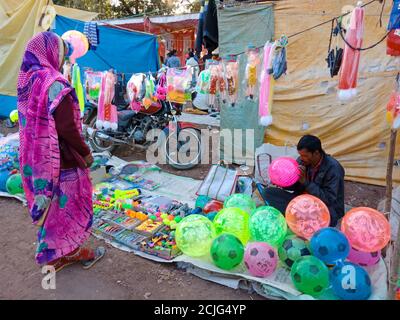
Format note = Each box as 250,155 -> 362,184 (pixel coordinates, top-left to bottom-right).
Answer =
113,188 -> 141,200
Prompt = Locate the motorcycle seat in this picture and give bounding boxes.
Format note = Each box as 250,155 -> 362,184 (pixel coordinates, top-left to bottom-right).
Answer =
118,110 -> 136,121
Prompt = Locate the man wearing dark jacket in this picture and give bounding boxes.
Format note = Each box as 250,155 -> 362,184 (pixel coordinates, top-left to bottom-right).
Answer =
297,135 -> 345,227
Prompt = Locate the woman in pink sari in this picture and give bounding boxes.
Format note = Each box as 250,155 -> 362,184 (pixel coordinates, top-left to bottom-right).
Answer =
17,32 -> 105,271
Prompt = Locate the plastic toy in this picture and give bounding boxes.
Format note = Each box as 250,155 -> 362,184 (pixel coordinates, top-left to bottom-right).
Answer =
268,157 -> 300,188
330,262 -> 372,300
61,30 -> 89,64
213,208 -> 250,245
310,228 -> 350,265
139,228 -> 181,260
166,68 -> 192,104
244,242 -> 278,277
0,169 -> 10,192
113,189 -> 141,200
211,234 -> 244,270
259,41 -> 276,126
85,71 -> 102,103
347,247 -> 381,267
341,207 -> 391,253
278,235 -> 311,269
290,256 -> 330,297
223,194 -> 256,215
285,195 -> 331,240
175,214 -> 216,257
135,219 -> 164,237
96,71 -> 118,131
223,56 -> 239,106
250,206 -> 287,247
203,200 -> 223,214
6,173 -> 24,195
9,110 -> 18,123
245,45 -> 261,100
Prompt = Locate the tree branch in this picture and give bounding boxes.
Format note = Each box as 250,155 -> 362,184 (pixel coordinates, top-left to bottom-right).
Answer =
119,0 -> 135,15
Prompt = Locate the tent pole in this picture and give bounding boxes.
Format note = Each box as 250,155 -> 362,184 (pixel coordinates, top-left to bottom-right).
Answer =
385,128 -> 399,299
385,129 -> 397,213
389,220 -> 400,299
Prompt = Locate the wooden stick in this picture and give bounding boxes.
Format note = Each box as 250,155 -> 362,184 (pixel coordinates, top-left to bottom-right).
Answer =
385,129 -> 397,212
389,220 -> 400,299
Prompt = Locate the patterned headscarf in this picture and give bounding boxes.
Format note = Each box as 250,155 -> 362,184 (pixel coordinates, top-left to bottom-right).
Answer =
17,32 -> 82,224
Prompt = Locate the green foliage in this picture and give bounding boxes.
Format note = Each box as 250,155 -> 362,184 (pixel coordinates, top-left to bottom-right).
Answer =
53,0 -> 177,20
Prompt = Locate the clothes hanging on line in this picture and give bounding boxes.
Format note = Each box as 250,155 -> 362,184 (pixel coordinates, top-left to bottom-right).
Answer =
83,21 -> 99,50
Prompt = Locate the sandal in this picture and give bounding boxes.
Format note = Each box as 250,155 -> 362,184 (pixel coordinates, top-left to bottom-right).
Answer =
48,257 -> 76,273
81,246 -> 106,270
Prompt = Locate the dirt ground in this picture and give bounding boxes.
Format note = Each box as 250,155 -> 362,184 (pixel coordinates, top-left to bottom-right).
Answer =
0,121 -> 386,300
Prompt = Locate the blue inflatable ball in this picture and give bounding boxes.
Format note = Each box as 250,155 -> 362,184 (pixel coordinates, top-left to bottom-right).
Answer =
330,262 -> 372,300
206,211 -> 218,222
0,169 -> 10,192
310,227 -> 350,265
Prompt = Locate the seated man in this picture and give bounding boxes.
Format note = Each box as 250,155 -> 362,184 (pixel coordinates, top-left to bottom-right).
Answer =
297,135 -> 345,227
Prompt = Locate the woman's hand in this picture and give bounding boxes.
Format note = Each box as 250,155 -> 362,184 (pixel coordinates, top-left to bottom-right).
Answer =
84,154 -> 94,168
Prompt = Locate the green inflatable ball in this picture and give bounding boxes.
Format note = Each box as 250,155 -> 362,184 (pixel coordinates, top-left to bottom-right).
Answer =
249,206 -> 287,247
290,256 -> 329,297
278,235 -> 311,269
213,207 -> 250,244
6,174 -> 24,195
195,195 -> 212,209
211,234 -> 244,270
224,194 -> 256,215
175,214 -> 216,257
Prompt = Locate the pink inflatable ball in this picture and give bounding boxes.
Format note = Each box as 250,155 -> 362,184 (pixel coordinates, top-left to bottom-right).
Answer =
268,157 -> 300,188
61,31 -> 89,64
244,242 -> 278,278
347,247 -> 381,267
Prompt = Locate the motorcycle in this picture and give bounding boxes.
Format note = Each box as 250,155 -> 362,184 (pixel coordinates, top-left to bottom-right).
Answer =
82,72 -> 202,170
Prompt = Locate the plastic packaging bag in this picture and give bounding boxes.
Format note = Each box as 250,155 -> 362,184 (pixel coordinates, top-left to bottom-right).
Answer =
166,68 -> 192,104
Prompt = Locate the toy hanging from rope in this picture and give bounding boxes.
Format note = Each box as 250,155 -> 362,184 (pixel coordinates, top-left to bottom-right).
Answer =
337,4 -> 365,101
259,41 -> 276,127
245,45 -> 261,100
96,71 -> 118,131
223,55 -> 239,107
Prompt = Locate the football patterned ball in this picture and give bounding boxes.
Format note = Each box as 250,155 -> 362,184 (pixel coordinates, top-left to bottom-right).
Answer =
244,242 -> 278,277
278,235 -> 311,269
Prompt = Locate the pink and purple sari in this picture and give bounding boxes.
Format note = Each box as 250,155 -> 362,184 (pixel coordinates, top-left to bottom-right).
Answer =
17,32 -> 93,265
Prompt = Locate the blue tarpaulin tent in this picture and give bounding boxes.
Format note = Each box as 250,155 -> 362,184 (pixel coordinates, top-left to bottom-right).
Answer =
54,15 -> 159,74
0,15 -> 159,118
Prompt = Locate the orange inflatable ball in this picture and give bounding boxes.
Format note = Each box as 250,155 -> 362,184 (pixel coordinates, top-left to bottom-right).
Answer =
285,195 -> 330,240
341,207 -> 391,253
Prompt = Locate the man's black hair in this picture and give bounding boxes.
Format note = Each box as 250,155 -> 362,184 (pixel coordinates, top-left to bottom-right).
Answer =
297,135 -> 325,154
188,51 -> 194,58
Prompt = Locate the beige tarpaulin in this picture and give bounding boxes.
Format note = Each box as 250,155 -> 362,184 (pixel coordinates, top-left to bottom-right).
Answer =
0,0 -> 97,97
258,0 -> 400,186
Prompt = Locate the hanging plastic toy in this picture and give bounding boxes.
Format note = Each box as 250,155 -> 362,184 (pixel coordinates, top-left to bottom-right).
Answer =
84,70 -> 102,104
259,41 -> 276,127
223,55 -> 239,107
61,30 -> 89,64
71,63 -> 85,116
208,61 -> 224,109
142,73 -> 156,109
386,74 -> 400,129
193,69 -> 211,110
127,73 -> 146,113
155,70 -> 167,101
96,71 -> 118,131
338,4 -> 365,101
245,45 -> 261,100
166,68 -> 192,104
